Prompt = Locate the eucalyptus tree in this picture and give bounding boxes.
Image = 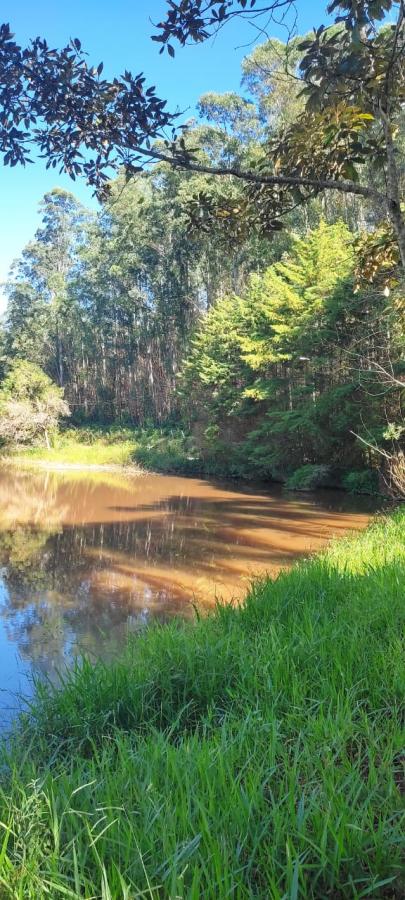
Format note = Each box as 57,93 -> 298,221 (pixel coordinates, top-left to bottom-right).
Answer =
5,189 -> 89,388
3,109 -> 280,424
241,36 -> 305,130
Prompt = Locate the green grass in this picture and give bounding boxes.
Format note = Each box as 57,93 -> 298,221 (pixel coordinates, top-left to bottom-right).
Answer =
6,427 -> 140,468
0,509 -> 404,898
5,425 -> 199,473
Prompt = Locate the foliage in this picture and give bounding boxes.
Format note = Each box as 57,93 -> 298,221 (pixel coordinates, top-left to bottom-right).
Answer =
130,427 -> 202,474
180,220 -> 405,489
4,149 -> 283,424
355,225 -> 401,288
197,91 -> 262,143
273,103 -> 375,185
285,464 -> 335,491
1,2 -> 404,267
152,1 -> 295,51
241,36 -> 305,130
0,360 -> 69,447
6,425 -> 201,474
0,23 -> 175,193
342,469 -> 380,495
0,508 -> 404,896
156,1 -> 405,266
5,189 -> 89,388
1,21 -> 404,486
4,197 -> 404,489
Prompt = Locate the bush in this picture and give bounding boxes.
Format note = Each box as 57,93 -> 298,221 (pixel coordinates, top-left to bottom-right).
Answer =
285,463 -> 333,491
342,469 -> 380,495
0,361 -> 69,448
132,427 -> 202,474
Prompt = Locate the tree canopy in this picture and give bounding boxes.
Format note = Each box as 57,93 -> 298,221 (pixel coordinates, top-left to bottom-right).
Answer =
0,1 -> 404,264
180,220 -> 404,484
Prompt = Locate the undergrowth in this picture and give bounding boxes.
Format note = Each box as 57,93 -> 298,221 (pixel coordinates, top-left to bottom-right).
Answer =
7,427 -> 387,496
5,425 -> 200,473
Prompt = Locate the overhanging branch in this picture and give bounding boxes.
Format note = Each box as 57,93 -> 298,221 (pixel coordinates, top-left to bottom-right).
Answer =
131,143 -> 388,204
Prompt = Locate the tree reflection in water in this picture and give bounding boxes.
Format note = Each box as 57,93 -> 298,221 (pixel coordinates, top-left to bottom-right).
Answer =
0,519 -> 194,681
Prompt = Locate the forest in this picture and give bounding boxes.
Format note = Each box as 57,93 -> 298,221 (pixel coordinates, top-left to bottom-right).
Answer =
1,25 -> 404,495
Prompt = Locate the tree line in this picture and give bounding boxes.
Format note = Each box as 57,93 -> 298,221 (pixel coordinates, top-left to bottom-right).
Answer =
1,26 -> 404,494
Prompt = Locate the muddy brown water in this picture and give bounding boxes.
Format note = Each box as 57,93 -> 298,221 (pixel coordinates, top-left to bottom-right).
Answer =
0,467 -> 381,728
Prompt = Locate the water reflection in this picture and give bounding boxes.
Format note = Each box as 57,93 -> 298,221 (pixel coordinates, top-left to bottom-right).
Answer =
0,467 -> 381,726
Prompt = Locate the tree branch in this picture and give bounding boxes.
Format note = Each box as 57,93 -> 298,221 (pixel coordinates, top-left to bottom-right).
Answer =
130,143 -> 388,204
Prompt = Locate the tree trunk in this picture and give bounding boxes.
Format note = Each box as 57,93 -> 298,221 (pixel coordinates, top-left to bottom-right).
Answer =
57,329 -> 64,387
381,109 -> 405,270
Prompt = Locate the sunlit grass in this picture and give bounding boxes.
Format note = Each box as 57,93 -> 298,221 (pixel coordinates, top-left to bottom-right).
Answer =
6,431 -> 139,467
0,508 -> 404,897
4,425 -> 195,472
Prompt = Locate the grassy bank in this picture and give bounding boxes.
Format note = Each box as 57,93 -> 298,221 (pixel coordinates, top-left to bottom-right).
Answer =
4,426 -> 386,494
4,425 -> 201,474
0,508 -> 404,898
4,427 -> 142,469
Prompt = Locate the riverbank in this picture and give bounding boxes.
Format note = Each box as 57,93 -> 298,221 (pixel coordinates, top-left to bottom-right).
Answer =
2,427 -> 144,470
0,506 -> 404,897
2,425 -> 201,476
3,425 -> 386,495
2,458 -> 144,474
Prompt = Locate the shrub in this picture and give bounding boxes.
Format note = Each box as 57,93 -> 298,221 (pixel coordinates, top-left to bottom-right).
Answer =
285,464 -> 333,491
131,427 -> 202,474
342,469 -> 380,495
0,360 -> 70,448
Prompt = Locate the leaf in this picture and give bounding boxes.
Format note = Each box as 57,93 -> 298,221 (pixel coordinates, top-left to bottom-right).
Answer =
342,162 -> 359,181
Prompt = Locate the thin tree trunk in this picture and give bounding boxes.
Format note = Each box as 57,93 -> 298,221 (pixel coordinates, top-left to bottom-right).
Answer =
57,329 -> 64,387
381,109 -> 405,269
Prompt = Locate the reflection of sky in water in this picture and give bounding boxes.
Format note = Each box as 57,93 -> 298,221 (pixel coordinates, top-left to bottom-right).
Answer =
0,468 -> 382,731
0,570 -> 157,732
0,578 -> 33,730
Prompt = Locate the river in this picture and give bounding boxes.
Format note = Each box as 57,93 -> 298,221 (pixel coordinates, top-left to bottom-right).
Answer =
0,467 -> 380,728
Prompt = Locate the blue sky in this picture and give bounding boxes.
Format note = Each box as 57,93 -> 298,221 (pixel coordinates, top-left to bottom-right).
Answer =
0,1 -> 327,306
